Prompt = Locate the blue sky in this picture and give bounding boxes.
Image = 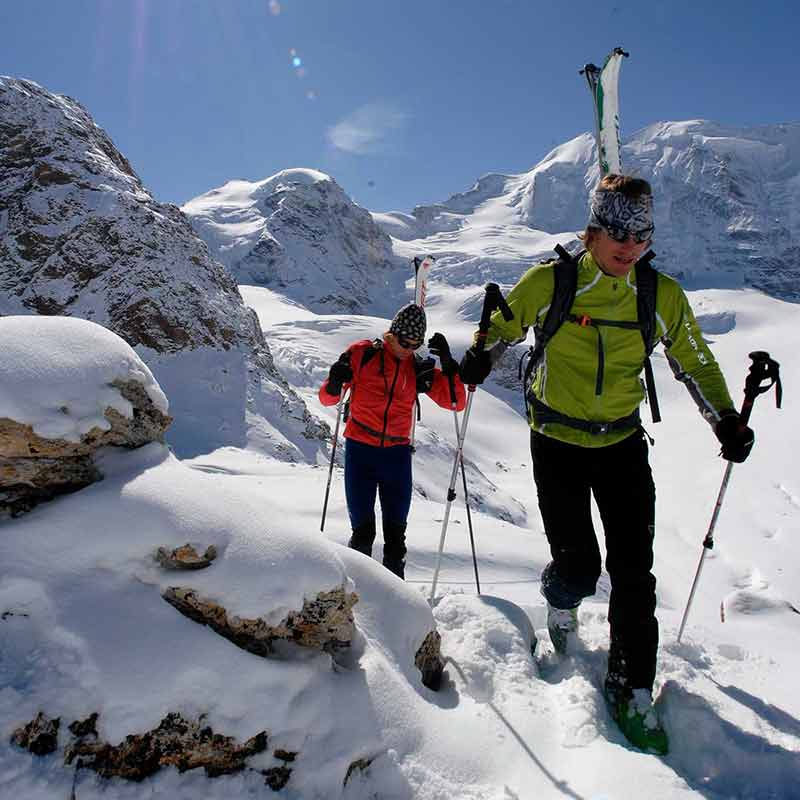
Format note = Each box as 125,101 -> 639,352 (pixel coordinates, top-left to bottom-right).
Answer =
2,0 -> 796,213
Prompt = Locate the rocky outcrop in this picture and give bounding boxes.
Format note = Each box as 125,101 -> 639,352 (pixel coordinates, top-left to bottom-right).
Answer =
162,585 -> 359,656
183,169 -> 402,315
62,712 -> 269,782
10,712 -> 60,756
0,77 -> 329,459
414,630 -> 445,691
155,543 -> 218,570
0,377 -> 171,517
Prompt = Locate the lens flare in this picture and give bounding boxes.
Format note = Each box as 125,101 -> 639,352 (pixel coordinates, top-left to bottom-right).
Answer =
292,56 -> 302,68
268,0 -> 281,15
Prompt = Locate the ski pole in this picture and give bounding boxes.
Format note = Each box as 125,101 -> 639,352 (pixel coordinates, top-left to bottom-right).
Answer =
429,283 -> 513,604
320,387 -> 350,533
446,371 -> 481,595
677,351 -> 782,643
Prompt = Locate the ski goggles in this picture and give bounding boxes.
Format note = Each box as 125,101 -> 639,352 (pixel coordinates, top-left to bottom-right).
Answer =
593,215 -> 654,244
397,335 -> 422,350
589,189 -> 654,244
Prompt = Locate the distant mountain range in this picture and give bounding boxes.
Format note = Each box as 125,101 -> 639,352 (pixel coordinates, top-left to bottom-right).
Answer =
372,121 -> 800,299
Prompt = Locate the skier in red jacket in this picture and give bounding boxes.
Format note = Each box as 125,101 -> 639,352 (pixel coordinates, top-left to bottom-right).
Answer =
319,304 -> 466,579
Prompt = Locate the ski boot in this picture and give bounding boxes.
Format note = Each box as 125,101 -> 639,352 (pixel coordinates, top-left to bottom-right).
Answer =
546,603 -> 579,655
382,521 -> 407,580
348,520 -> 377,557
607,687 -> 669,755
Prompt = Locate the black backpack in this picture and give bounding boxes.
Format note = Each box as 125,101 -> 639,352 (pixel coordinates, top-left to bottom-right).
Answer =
519,244 -> 662,423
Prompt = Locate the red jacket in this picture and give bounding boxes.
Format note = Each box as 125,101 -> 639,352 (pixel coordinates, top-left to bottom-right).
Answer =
318,338 -> 466,447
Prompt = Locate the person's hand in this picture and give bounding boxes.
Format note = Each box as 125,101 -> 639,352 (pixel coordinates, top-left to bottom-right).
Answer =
715,411 -> 754,463
459,347 -> 492,386
326,352 -> 352,395
428,332 -> 458,377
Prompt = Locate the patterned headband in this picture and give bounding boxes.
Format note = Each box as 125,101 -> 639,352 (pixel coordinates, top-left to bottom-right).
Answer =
588,189 -> 654,235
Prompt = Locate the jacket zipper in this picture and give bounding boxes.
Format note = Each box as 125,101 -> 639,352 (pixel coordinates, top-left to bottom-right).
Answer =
380,359 -> 401,447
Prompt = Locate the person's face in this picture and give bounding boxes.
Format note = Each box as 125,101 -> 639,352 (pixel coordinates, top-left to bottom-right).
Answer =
385,332 -> 421,360
589,227 -> 651,277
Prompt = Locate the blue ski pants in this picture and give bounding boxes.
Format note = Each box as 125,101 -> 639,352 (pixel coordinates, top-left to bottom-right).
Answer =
344,438 -> 413,529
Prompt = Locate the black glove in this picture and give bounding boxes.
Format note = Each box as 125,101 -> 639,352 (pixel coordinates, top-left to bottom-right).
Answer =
428,332 -> 458,377
326,352 -> 352,396
415,357 -> 436,394
715,411 -> 754,463
459,347 -> 492,386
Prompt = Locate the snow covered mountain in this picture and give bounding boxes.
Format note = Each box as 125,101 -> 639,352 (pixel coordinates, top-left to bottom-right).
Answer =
182,170 -> 403,316
376,121 -> 800,300
0,77 -> 327,459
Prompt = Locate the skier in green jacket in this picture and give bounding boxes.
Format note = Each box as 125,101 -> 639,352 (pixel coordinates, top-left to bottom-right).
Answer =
459,173 -> 755,755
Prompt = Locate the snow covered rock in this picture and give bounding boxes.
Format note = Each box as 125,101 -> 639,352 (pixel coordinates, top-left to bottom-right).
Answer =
182,169 -> 402,315
0,77 -> 328,459
62,712 -> 269,782
156,543 -> 218,571
10,711 -> 60,756
0,444 -> 449,794
0,316 -> 170,516
162,584 -> 358,657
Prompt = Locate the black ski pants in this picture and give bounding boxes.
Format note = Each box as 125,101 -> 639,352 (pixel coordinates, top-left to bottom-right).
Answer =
532,429 -> 658,692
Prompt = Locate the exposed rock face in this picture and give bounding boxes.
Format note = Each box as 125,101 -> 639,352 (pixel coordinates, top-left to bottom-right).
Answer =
0,377 -> 171,517
414,630 -> 445,691
0,77 -> 329,458
63,712 -> 268,782
155,543 -> 218,570
162,585 -> 359,656
10,711 -> 60,756
183,169 -> 402,315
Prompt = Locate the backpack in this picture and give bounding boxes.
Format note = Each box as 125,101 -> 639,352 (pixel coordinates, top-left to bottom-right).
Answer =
519,244 -> 662,423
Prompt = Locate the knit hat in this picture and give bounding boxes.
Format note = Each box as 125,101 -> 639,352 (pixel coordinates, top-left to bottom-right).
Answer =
389,303 -> 426,342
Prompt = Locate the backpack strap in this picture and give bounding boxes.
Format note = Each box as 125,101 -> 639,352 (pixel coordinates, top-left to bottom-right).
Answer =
360,338 -> 383,369
521,244 -> 580,416
531,244 -> 580,363
634,250 -> 661,422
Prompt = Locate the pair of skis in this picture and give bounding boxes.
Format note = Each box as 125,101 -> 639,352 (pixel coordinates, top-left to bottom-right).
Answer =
581,46 -> 629,177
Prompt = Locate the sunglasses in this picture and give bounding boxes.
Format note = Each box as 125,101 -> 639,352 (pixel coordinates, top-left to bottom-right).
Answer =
596,216 -> 654,244
397,335 -> 422,350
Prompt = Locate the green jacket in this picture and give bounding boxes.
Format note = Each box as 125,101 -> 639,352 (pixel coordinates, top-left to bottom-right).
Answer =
485,251 -> 734,447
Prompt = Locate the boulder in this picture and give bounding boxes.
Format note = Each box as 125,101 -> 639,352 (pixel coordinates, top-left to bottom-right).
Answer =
0,377 -> 171,517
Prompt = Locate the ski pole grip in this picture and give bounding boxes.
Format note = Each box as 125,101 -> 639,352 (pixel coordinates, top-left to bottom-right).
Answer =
446,372 -> 458,406
740,351 -> 781,425
475,283 -> 513,353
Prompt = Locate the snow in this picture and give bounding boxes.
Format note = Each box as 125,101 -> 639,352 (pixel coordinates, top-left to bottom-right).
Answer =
0,316 -> 167,441
2,228 -> 799,799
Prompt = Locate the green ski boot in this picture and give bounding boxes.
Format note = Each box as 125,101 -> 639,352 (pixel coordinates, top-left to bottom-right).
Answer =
610,688 -> 669,755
